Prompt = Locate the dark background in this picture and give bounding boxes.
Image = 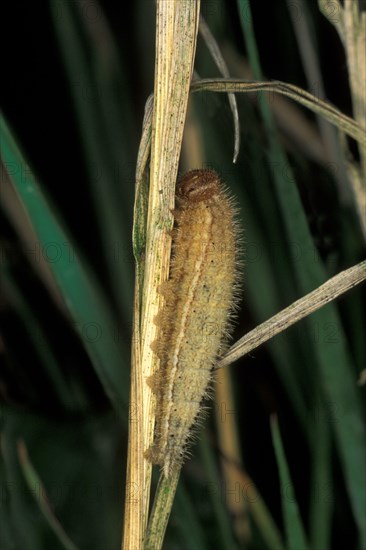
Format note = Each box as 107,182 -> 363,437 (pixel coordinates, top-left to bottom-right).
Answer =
1,1 -> 364,549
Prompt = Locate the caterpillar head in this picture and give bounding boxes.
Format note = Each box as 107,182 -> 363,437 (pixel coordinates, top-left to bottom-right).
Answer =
177,169 -> 220,205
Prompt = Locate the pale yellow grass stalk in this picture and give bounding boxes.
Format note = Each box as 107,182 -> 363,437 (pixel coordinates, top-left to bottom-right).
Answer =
122,2 -> 200,549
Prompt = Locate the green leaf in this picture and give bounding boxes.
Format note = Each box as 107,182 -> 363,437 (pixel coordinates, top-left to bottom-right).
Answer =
309,394 -> 333,550
271,416 -> 309,550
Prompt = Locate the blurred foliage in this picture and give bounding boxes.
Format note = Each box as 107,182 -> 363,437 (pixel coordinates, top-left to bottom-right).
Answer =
0,0 -> 365,549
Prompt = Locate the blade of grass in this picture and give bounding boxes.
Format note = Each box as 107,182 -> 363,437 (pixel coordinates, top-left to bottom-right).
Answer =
1,429 -> 46,549
121,94 -> 152,550
247,486 -> 285,550
199,16 -> 240,163
319,0 -> 366,240
318,0 -> 366,135
286,0 -> 349,203
0,113 -> 129,415
309,393 -> 333,550
270,416 -> 309,550
17,440 -> 78,550
191,79 -> 366,147
143,470 -> 181,550
218,260 -> 366,368
214,357 -> 250,545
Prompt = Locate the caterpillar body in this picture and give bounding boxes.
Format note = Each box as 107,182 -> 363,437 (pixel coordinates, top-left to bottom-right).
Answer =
146,169 -> 241,477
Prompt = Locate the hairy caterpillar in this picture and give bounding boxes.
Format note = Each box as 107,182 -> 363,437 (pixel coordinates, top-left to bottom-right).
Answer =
146,169 -> 241,477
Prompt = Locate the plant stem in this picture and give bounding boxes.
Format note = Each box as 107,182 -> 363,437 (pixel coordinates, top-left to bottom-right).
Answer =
143,469 -> 181,550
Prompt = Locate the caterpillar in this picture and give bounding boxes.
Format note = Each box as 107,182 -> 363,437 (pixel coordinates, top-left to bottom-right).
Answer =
145,169 -> 242,477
